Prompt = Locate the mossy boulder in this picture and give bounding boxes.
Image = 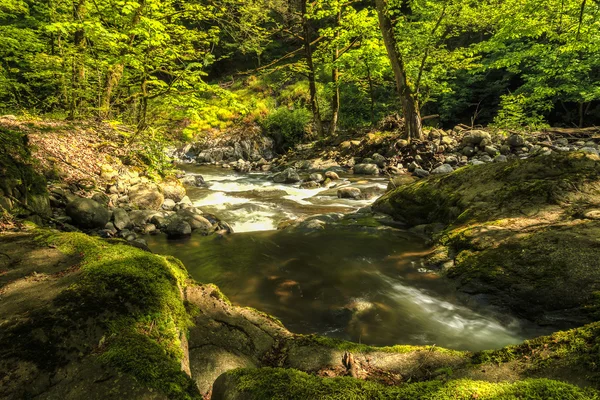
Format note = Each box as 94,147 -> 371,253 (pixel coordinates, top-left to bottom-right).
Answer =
373,152 -> 600,326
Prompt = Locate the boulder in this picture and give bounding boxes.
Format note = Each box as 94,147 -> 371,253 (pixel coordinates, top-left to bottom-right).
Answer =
386,175 -> 416,191
165,218 -> 192,239
162,198 -> 176,211
309,173 -> 325,183
353,164 -> 379,175
273,168 -> 300,184
431,164 -> 454,175
300,181 -> 320,189
129,183 -> 164,210
337,187 -> 362,200
372,153 -> 386,168
160,179 -> 187,202
507,134 -> 525,147
462,130 -> 491,145
66,198 -> 110,229
112,208 -> 131,231
413,168 -> 430,178
177,209 -> 213,234
324,171 -> 339,181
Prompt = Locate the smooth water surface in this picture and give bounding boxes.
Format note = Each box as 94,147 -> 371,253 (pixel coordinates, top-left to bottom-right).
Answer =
147,166 -> 549,351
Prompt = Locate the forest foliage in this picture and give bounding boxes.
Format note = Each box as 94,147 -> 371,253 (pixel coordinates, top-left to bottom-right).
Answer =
0,0 -> 598,141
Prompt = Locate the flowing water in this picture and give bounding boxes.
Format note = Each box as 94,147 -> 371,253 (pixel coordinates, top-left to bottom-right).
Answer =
146,166 -> 550,351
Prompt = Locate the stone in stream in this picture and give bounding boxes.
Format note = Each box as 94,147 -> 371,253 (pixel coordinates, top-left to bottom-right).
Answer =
273,168 -> 301,184
337,187 -> 362,200
165,218 -> 192,239
112,207 -> 131,230
66,198 -> 110,229
353,163 -> 379,175
300,181 -> 320,189
324,171 -> 339,180
177,209 -> 213,234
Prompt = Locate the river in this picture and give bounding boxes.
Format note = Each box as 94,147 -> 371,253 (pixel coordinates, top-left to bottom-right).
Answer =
146,165 -> 550,351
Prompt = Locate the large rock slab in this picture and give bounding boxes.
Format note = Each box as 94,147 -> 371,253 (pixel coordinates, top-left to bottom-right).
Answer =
66,198 -> 110,229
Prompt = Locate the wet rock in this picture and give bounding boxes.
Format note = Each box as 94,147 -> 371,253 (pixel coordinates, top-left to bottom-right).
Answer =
300,181 -> 320,189
165,218 -> 192,239
309,173 -> 324,183
112,208 -> 131,230
66,198 -> 110,229
507,134 -> 525,147
353,163 -> 379,175
337,187 -> 362,200
177,209 -> 213,234
273,168 -> 301,184
150,214 -> 168,229
129,183 -> 164,210
142,224 -> 157,235
129,210 -> 160,228
180,174 -> 206,187
431,164 -> 454,175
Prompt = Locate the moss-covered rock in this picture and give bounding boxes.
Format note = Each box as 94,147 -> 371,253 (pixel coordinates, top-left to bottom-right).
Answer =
373,153 -> 600,326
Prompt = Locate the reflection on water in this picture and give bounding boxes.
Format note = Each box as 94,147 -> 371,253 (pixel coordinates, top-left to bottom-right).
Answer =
147,227 -> 549,351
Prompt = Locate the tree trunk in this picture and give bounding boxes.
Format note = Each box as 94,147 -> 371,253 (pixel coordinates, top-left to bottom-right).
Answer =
100,65 -> 124,120
301,0 -> 324,137
365,60 -> 375,126
329,9 -> 341,136
69,0 -> 86,120
374,0 -> 423,141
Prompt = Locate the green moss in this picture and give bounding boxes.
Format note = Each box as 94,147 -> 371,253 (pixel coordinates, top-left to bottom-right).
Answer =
472,322 -> 600,382
224,368 -> 598,399
300,335 -> 465,357
206,283 -> 233,305
9,231 -> 201,399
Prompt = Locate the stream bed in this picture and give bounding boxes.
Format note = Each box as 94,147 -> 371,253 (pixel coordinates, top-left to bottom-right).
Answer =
147,166 -> 550,351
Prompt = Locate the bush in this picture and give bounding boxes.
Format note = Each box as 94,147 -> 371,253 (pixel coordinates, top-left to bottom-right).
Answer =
261,107 -> 312,151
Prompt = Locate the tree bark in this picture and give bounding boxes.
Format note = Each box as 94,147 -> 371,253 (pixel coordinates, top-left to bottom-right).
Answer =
69,0 -> 86,120
301,0 -> 324,137
329,9 -> 341,136
374,0 -> 423,140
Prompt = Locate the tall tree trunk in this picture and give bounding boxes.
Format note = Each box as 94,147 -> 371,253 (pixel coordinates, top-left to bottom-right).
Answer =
301,0 -> 324,137
100,65 -> 124,119
329,9 -> 341,136
69,0 -> 86,120
365,60 -> 375,127
374,0 -> 423,141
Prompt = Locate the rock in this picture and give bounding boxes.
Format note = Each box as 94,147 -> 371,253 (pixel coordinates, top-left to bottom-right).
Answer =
177,209 -> 213,234
300,181 -> 320,189
151,215 -> 168,229
469,160 -> 485,166
165,218 -> 192,239
129,183 -> 164,210
353,163 -> 379,175
129,238 -> 151,252
445,155 -> 458,166
485,146 -> 499,157
580,147 -> 599,156
386,175 -> 416,191
507,134 -> 525,147
162,198 -> 176,211
494,155 -> 508,163
112,208 -> 131,230
66,198 -> 110,229
372,153 -> 386,167
309,173 -> 324,183
479,155 -> 493,163
431,164 -> 454,174
179,195 -> 193,206
324,171 -> 339,180
463,130 -> 491,145
462,146 -> 475,157
337,187 -> 362,200
413,168 -> 430,178
583,210 -> 600,220
129,210 -> 159,228
407,162 -> 419,172
273,168 -> 300,184
180,175 -> 206,187
104,222 -> 118,235
142,224 -> 157,235
91,192 -> 110,207
395,139 -> 409,148
500,145 -> 511,155
160,179 -> 187,202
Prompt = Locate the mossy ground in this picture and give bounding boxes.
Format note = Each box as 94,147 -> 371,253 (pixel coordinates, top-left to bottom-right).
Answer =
215,367 -> 599,400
